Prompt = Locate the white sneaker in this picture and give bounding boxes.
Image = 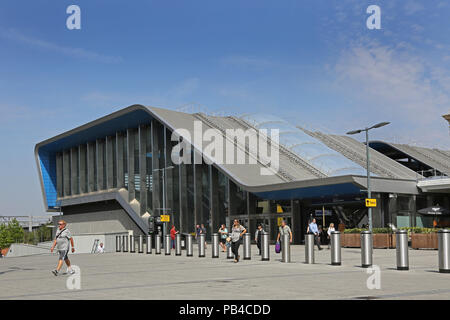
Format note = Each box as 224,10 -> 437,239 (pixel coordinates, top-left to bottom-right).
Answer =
68,269 -> 75,275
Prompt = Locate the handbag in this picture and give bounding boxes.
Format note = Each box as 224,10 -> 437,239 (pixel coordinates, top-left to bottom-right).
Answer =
275,241 -> 281,253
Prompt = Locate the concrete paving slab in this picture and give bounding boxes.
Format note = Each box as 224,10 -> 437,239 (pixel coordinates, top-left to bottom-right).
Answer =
0,245 -> 448,300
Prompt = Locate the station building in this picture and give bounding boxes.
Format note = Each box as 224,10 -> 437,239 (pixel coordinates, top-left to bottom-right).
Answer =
35,105 -> 450,252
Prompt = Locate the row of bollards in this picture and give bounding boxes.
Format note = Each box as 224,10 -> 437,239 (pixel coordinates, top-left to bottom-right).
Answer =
115,229 -> 450,273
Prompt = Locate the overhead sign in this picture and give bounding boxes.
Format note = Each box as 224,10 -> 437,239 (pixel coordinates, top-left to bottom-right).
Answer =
365,199 -> 377,207
314,210 -> 332,217
160,215 -> 170,222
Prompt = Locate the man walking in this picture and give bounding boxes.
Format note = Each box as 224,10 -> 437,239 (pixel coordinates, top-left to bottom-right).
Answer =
276,220 -> 292,252
307,218 -> 322,250
50,220 -> 75,276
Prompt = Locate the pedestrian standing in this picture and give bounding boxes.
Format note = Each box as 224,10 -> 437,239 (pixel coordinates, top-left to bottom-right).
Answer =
50,220 -> 75,276
255,224 -> 264,255
230,219 -> 246,263
307,218 -> 322,250
218,224 -> 228,252
327,223 -> 335,249
170,225 -> 178,249
276,220 -> 292,252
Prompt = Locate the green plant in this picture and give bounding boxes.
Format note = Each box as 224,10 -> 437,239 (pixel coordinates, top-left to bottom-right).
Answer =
343,227 -> 393,234
0,219 -> 25,248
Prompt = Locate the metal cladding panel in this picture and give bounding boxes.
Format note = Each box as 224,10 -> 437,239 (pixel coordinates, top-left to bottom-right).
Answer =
254,183 -> 361,200
38,150 -> 57,208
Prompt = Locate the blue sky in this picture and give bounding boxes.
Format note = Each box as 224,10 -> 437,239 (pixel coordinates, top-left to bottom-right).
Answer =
0,0 -> 449,216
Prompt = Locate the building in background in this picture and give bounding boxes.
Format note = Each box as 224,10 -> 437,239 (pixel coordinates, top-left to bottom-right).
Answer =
35,105 -> 450,252
444,114 -> 450,135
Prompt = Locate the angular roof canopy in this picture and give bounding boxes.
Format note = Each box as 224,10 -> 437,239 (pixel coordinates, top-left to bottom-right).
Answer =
35,105 -> 421,211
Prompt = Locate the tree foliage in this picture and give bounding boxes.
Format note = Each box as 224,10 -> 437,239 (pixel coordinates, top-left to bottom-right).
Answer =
0,219 -> 25,248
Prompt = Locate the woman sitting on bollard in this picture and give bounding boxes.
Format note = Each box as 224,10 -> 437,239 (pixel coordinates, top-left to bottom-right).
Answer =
230,219 -> 246,263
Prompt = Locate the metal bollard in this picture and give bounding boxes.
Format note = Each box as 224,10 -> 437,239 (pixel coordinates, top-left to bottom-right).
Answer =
438,229 -> 450,273
227,243 -> 234,259
175,233 -> 182,256
165,234 -> 171,255
129,235 -> 135,253
261,231 -> 270,261
138,235 -> 143,253
361,231 -> 373,268
155,234 -> 161,254
186,234 -> 193,257
330,231 -> 341,266
396,230 -> 409,270
212,233 -> 219,258
146,235 -> 152,254
198,233 -> 206,257
243,233 -> 251,260
305,233 -> 314,264
282,233 -> 291,263
116,236 -> 121,252
122,235 -> 128,252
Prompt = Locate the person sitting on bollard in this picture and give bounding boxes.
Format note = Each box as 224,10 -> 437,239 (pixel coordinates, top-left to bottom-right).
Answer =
276,220 -> 292,252
255,224 -> 264,255
230,219 -> 246,263
170,225 -> 179,250
218,224 -> 228,252
307,218 -> 322,250
327,223 -> 335,249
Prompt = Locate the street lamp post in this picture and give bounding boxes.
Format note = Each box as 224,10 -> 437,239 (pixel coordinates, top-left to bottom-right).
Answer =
346,122 -> 390,232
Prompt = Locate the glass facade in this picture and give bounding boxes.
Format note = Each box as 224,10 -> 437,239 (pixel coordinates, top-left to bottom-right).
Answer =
52,115 -> 450,241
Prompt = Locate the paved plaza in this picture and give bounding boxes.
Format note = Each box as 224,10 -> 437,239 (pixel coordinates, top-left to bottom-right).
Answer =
0,245 -> 449,300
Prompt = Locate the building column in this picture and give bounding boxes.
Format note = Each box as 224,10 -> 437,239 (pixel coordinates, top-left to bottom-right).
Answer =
165,127 -> 175,223
139,125 -> 148,215
79,145 -> 87,194
179,163 -> 188,233
106,136 -> 114,190
246,191 -> 256,237
70,148 -> 78,195
63,150 -> 70,197
193,152 -> 203,228
56,152 -> 63,198
388,194 -> 398,228
151,121 -> 161,214
96,139 -> 105,191
116,132 -> 125,189
410,195 -> 417,228
127,129 -> 135,201
291,199 -> 301,244
210,166 -> 220,230
87,142 -> 95,193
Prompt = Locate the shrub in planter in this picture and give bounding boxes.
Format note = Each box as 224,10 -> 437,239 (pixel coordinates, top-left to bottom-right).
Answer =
342,228 -> 395,248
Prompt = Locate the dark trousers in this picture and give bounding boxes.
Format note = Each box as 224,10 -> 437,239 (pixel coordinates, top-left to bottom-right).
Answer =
231,240 -> 241,259
257,241 -> 261,254
314,234 -> 322,250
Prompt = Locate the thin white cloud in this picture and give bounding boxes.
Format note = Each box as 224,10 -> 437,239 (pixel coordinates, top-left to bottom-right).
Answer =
332,43 -> 450,147
0,28 -> 122,63
404,1 -> 424,15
